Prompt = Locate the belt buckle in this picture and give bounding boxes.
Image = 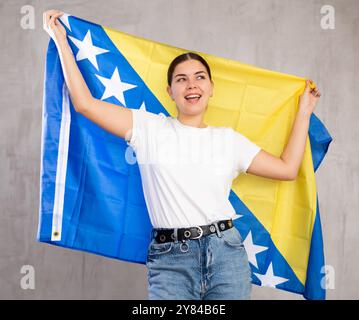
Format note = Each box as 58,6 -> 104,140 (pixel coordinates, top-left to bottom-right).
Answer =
191,226 -> 203,239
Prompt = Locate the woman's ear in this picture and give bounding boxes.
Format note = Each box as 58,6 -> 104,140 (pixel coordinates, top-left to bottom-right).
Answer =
210,81 -> 214,97
167,85 -> 174,100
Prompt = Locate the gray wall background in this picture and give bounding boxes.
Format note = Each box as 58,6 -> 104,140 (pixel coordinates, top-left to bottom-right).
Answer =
0,0 -> 358,299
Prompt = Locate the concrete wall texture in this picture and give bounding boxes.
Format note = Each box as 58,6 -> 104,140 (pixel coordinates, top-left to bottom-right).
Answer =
0,0 -> 358,299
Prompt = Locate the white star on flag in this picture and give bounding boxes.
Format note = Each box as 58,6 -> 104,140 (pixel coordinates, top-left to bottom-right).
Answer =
243,231 -> 268,269
95,67 -> 137,106
59,13 -> 72,32
253,263 -> 289,288
68,30 -> 109,70
234,214 -> 243,220
139,101 -> 147,111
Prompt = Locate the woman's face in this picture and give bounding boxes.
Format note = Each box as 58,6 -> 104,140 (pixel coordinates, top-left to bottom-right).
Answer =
167,59 -> 213,116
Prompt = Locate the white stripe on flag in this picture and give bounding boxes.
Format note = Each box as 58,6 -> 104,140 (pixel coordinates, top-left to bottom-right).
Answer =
51,83 -> 71,241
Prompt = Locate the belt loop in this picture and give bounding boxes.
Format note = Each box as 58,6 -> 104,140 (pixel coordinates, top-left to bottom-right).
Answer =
174,228 -> 178,243
214,221 -> 223,238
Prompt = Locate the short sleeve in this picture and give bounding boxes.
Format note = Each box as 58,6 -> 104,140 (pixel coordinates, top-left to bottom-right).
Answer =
231,128 -> 261,175
126,108 -> 164,152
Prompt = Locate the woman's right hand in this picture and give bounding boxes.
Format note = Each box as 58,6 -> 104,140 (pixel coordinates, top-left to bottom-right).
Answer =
43,10 -> 67,45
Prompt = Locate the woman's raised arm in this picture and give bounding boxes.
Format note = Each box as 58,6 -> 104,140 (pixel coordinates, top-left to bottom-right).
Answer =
43,10 -> 133,141
247,80 -> 321,181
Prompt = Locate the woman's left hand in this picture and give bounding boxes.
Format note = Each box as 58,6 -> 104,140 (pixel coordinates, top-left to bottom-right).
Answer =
298,79 -> 322,117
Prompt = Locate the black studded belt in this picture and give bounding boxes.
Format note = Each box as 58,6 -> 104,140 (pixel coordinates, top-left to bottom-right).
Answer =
152,219 -> 234,243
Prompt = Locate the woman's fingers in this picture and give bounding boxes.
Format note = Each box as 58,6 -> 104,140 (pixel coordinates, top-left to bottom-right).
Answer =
307,79 -> 317,90
306,78 -> 321,98
311,88 -> 321,98
48,16 -> 56,29
46,12 -> 63,28
45,9 -> 63,19
43,10 -> 63,30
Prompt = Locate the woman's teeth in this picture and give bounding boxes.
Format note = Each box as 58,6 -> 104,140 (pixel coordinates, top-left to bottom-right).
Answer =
185,95 -> 201,104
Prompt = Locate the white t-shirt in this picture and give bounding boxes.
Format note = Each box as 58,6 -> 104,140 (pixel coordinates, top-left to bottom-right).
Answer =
126,109 -> 261,229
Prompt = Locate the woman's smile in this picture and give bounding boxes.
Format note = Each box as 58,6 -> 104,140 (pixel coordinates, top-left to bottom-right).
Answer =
184,93 -> 202,104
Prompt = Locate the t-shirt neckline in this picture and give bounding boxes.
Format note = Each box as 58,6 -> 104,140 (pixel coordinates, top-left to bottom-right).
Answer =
172,117 -> 210,130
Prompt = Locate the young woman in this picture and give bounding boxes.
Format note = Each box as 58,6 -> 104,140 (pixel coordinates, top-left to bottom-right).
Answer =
43,10 -> 321,300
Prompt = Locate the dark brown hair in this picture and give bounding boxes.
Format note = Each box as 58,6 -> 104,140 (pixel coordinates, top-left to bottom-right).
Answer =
167,52 -> 212,86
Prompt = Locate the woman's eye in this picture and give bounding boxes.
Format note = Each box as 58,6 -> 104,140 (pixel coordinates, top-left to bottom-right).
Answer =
176,75 -> 204,82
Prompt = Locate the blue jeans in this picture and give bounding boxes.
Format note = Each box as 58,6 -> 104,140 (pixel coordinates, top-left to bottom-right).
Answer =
146,226 -> 252,300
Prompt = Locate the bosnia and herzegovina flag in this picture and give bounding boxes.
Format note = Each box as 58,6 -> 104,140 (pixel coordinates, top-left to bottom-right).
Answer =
38,13 -> 332,300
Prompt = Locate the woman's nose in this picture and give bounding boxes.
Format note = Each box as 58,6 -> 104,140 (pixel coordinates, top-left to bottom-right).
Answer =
187,81 -> 197,89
